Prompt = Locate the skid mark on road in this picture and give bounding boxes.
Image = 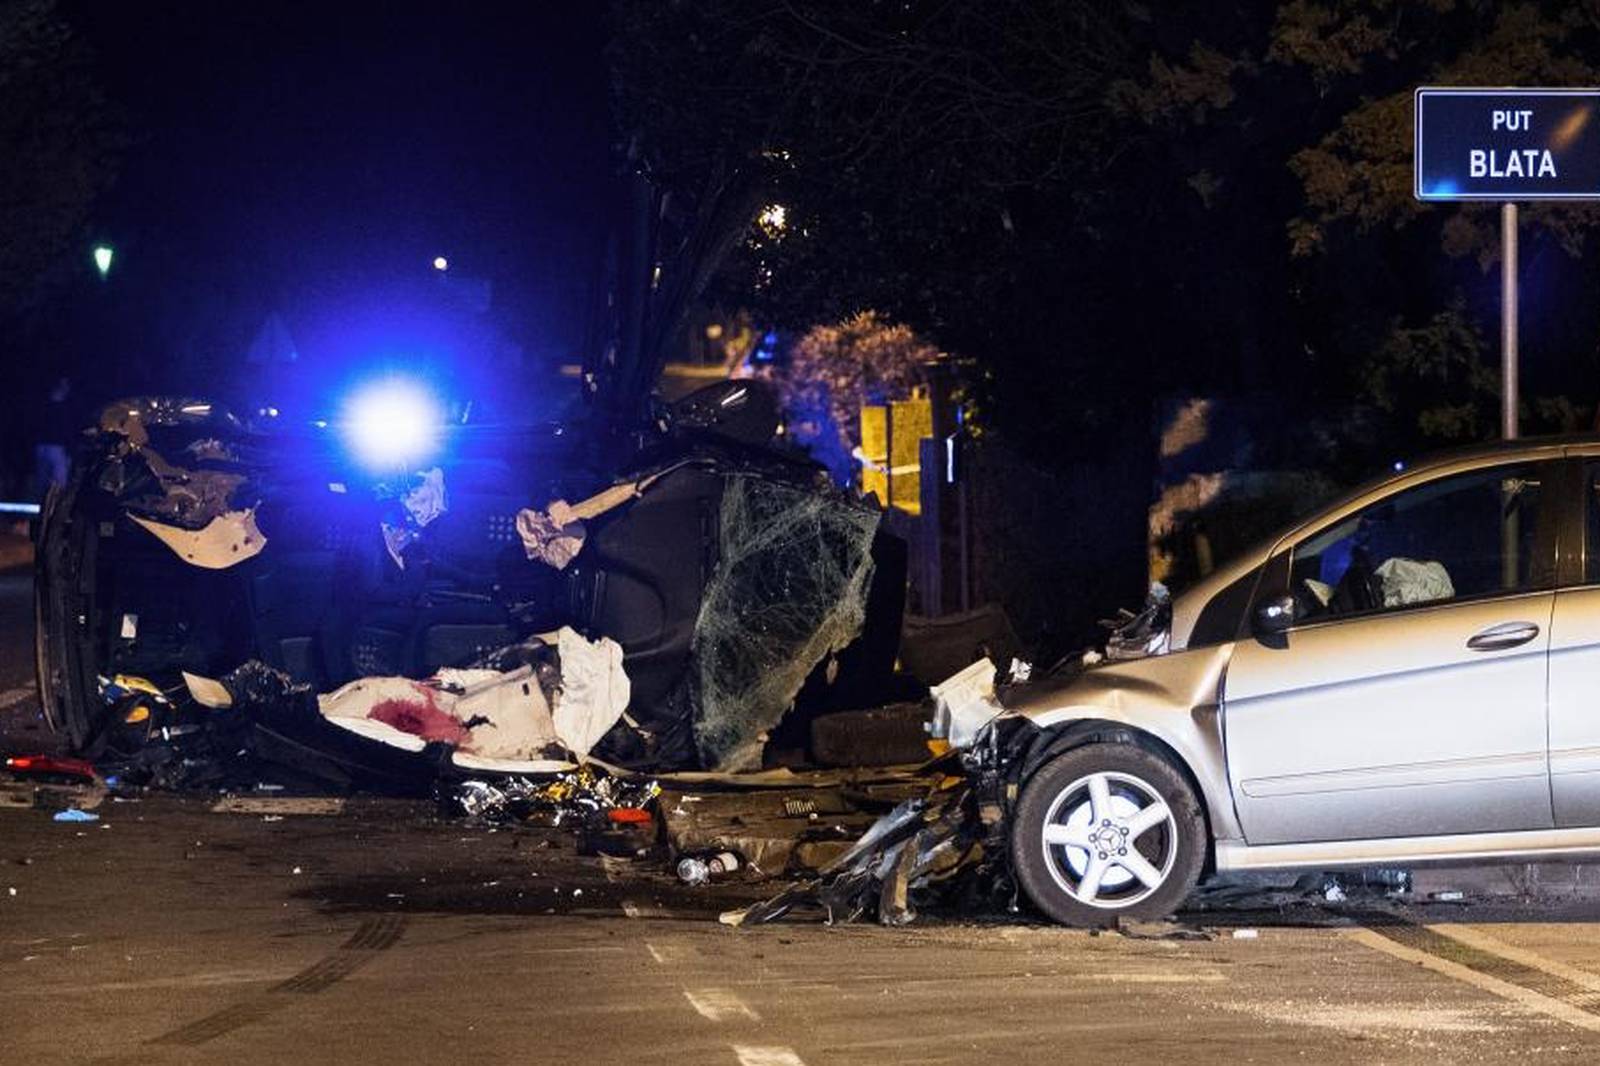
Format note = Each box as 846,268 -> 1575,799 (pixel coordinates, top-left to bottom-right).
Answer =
142,914 -> 407,1048
211,796 -> 345,816
1349,918 -> 1600,1034
1428,923 -> 1600,996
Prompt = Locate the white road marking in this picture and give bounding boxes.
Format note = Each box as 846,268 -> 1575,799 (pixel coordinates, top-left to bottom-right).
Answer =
1429,924 -> 1600,996
0,686 -> 35,710
1348,927 -> 1600,1033
645,942 -> 667,964
683,988 -> 760,1023
732,1047 -> 806,1066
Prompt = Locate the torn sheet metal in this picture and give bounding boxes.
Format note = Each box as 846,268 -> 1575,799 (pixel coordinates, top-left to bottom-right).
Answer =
721,782 -> 982,927
129,446 -> 249,528
661,784 -> 925,879
129,509 -> 267,570
928,658 -> 1003,750
1103,581 -> 1172,661
99,396 -> 223,446
98,399 -> 258,532
691,475 -> 880,771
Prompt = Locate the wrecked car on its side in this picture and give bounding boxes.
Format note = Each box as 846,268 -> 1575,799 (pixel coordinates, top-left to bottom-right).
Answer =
33,383 -> 907,790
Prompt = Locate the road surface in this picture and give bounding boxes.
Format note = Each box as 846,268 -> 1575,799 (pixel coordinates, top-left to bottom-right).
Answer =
10,570 -> 1600,1064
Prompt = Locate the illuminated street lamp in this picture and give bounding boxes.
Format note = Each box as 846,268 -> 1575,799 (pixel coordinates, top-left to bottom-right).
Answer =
432,255 -> 449,272
756,203 -> 788,239
92,244 -> 114,278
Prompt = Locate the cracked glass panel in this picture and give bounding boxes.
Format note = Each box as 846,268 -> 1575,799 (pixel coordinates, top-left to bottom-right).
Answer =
691,475 -> 880,770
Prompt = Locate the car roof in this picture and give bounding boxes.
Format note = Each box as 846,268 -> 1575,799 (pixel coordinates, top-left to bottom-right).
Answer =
1409,431 -> 1600,465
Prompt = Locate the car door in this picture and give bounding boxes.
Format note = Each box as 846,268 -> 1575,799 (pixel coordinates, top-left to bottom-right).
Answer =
1549,458 -> 1600,827
1223,459 -> 1559,846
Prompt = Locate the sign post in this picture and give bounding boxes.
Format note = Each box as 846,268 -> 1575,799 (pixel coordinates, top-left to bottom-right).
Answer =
1415,87 -> 1600,439
1502,202 -> 1517,439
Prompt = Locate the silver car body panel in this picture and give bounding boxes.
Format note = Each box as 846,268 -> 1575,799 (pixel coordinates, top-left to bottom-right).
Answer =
1168,547 -> 1270,652
1550,577 -> 1600,827
1009,437 -> 1600,875
1216,824 -> 1600,872
1224,590 -> 1555,844
1003,643 -> 1243,841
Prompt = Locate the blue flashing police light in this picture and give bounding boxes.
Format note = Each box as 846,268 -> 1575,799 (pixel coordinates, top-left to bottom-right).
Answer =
340,378 -> 442,471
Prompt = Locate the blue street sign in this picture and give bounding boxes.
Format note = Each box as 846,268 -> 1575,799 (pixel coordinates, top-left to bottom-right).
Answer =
1415,88 -> 1600,201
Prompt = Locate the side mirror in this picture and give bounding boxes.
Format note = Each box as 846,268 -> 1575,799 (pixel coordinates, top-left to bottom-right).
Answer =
1252,593 -> 1297,636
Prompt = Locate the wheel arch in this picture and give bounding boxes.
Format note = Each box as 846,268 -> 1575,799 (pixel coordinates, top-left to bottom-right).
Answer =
1015,718 -> 1217,873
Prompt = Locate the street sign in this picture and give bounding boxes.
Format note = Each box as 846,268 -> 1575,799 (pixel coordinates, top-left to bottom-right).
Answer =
1415,88 -> 1600,201
1414,87 -> 1600,441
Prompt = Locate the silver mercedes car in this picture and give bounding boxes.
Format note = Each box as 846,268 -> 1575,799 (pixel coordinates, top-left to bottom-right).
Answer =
1002,436 -> 1600,926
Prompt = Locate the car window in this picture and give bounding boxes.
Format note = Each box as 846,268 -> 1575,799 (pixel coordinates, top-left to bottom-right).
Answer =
1587,463 -> 1600,585
1288,463 -> 1550,622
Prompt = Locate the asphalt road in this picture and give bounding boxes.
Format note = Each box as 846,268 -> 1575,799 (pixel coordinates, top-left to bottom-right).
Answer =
12,572 -> 1600,1063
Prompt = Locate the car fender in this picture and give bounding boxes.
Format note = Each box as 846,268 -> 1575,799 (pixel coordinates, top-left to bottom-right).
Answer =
1001,642 -> 1242,842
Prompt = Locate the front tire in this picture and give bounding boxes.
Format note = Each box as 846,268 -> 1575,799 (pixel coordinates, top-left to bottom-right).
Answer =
1011,741 -> 1206,926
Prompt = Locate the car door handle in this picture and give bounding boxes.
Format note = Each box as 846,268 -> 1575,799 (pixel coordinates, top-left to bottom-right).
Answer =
1466,621 -> 1541,651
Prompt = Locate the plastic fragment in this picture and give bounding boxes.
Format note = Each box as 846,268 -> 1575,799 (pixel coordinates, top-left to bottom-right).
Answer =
678,851 -> 742,885
53,809 -> 100,823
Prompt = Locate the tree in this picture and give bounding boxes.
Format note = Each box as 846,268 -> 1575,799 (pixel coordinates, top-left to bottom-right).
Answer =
0,0 -> 123,319
610,0 -> 1140,463
1110,1 -> 1600,459
613,2 -> 1600,477
764,310 -> 941,482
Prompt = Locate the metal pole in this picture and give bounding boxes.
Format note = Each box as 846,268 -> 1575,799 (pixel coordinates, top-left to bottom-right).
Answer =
1500,202 -> 1520,590
1502,202 -> 1519,440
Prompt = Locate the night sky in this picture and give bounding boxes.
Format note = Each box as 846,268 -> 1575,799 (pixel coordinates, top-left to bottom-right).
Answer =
58,2 -> 612,414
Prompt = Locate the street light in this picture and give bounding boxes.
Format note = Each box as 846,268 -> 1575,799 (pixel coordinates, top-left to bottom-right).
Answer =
756,204 -> 788,239
432,255 -> 449,272
92,244 -> 114,278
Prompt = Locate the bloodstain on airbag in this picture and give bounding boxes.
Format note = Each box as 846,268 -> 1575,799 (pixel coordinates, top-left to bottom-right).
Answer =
367,691 -> 470,746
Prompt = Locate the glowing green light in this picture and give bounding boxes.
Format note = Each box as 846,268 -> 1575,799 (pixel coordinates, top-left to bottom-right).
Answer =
92,245 -> 114,277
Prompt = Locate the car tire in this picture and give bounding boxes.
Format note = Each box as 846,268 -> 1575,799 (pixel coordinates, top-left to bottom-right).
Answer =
1011,741 -> 1206,926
